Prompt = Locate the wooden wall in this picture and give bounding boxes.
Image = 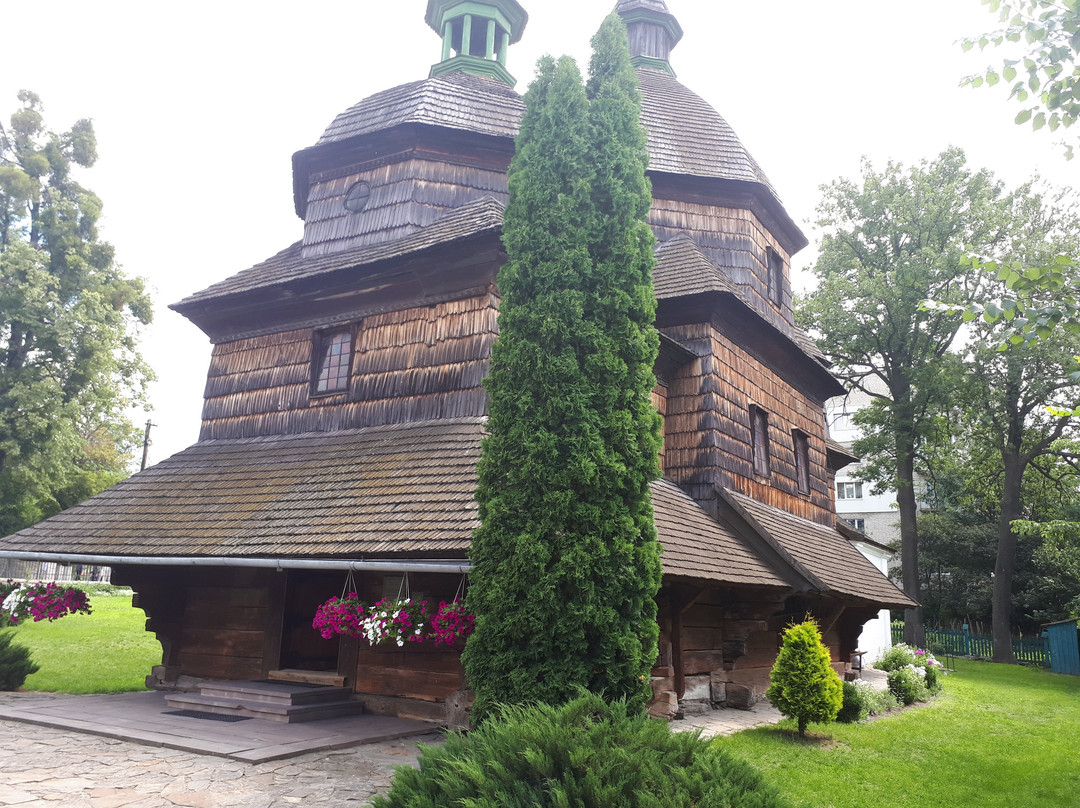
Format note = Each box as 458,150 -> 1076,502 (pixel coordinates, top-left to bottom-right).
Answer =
177,569 -> 275,680
661,322 -> 834,525
649,197 -> 794,332
115,566 -> 279,683
649,586 -> 873,715
304,155 -> 510,257
200,292 -> 499,440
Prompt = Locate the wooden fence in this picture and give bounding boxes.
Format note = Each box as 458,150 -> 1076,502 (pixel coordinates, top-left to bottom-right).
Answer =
891,624 -> 1049,667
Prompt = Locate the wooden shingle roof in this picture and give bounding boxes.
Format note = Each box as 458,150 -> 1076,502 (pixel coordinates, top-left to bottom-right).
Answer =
637,68 -> 776,194
0,420 -> 789,591
317,73 -> 525,146
615,0 -> 674,12
2,420 -> 486,559
653,234 -> 743,300
721,489 -> 916,608
651,478 -> 787,589
653,234 -> 828,366
172,197 -> 505,311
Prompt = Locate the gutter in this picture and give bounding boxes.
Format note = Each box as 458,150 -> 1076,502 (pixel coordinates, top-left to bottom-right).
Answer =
0,551 -> 471,575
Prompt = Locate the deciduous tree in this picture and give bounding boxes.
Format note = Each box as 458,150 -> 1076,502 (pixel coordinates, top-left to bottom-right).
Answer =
953,184 -> 1080,659
798,148 -> 1006,647
963,0 -> 1080,158
0,91 -> 152,534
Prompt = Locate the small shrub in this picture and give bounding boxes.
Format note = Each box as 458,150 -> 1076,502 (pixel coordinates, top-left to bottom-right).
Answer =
923,662 -> 942,694
371,692 -> 793,808
0,630 -> 40,690
837,680 -> 870,723
887,665 -> 930,706
765,619 -> 843,736
837,679 -> 900,723
874,643 -> 919,672
865,685 -> 900,715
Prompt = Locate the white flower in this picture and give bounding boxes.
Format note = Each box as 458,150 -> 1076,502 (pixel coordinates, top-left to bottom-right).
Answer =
2,586 -> 27,619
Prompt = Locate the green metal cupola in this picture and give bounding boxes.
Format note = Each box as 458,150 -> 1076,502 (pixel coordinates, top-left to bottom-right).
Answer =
614,0 -> 683,77
426,0 -> 529,86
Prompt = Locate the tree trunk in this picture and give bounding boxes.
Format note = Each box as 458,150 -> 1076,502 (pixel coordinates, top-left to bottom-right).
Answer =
992,452 -> 1023,663
896,422 -> 924,648
888,382 -> 924,648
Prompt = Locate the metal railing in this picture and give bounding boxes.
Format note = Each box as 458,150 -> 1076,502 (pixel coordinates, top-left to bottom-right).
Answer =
0,558 -> 112,584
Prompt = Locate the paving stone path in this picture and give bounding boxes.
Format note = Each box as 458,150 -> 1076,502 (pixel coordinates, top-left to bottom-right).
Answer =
0,671 -> 888,806
0,695 -> 440,808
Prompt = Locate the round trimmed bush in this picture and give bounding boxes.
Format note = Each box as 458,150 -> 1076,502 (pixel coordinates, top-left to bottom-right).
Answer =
836,680 -> 870,723
371,693 -> 792,808
923,662 -> 942,694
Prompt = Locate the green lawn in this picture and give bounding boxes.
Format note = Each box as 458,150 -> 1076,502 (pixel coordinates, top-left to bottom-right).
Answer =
714,658 -> 1080,808
7,591 -> 161,693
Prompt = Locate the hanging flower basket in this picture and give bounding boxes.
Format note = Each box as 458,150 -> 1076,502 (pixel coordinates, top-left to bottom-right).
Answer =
312,593 -> 476,648
312,593 -> 367,639
360,598 -> 431,647
430,598 -> 475,647
1,580 -> 92,627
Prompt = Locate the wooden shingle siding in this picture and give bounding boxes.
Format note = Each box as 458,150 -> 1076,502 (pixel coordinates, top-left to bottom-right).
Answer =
200,293 -> 498,440
303,158 -> 509,257
650,198 -> 792,329
661,322 -> 833,524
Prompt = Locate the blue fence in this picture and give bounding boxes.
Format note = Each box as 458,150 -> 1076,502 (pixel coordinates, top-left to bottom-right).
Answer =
891,624 -> 1050,667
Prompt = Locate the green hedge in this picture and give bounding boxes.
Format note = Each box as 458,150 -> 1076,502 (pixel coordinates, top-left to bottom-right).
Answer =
372,693 -> 791,808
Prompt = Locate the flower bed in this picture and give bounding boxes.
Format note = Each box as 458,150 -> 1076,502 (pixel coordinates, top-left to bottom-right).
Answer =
874,642 -> 944,706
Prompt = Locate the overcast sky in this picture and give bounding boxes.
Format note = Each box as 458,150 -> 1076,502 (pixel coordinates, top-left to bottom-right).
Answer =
3,0 -> 1077,466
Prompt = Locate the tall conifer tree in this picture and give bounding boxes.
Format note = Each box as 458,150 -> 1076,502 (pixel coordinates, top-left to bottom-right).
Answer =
463,15 -> 661,720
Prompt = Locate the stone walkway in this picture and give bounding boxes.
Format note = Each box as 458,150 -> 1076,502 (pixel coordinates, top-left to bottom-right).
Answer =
0,671 -> 889,806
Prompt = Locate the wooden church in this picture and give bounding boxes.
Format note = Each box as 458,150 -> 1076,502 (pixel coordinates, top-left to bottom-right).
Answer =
0,0 -> 913,722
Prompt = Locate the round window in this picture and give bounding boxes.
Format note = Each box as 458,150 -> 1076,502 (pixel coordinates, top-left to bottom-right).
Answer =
343,181 -> 372,213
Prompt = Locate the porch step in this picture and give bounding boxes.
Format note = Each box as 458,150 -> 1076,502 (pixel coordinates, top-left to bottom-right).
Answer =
268,668 -> 346,687
164,680 -> 364,724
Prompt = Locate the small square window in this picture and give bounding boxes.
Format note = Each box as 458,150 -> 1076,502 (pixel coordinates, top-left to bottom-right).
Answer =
766,247 -> 784,307
848,518 -> 866,532
793,429 -> 811,495
831,409 -> 854,432
750,405 -> 771,477
313,329 -> 353,394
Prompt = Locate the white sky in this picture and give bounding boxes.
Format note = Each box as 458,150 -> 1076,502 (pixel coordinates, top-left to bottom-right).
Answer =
3,0 -> 1077,466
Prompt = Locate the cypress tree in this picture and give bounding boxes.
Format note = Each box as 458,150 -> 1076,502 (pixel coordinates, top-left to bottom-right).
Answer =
464,14 -> 661,720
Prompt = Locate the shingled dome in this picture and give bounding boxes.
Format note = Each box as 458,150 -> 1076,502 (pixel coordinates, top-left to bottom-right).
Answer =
300,9 -> 783,221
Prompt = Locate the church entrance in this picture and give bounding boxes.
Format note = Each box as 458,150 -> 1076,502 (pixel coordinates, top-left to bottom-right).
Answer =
278,570 -> 342,673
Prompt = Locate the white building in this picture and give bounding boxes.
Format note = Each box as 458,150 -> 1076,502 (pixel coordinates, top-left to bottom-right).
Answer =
826,380 -> 909,664
826,385 -> 902,545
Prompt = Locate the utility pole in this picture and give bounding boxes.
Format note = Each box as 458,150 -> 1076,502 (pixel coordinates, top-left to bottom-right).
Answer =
140,420 -> 156,471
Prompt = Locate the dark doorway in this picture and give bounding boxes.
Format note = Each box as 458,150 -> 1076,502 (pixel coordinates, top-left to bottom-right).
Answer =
279,571 -> 344,671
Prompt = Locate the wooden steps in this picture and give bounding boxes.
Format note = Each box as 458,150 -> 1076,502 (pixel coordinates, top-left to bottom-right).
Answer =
164,680 -> 364,724
268,668 -> 346,687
